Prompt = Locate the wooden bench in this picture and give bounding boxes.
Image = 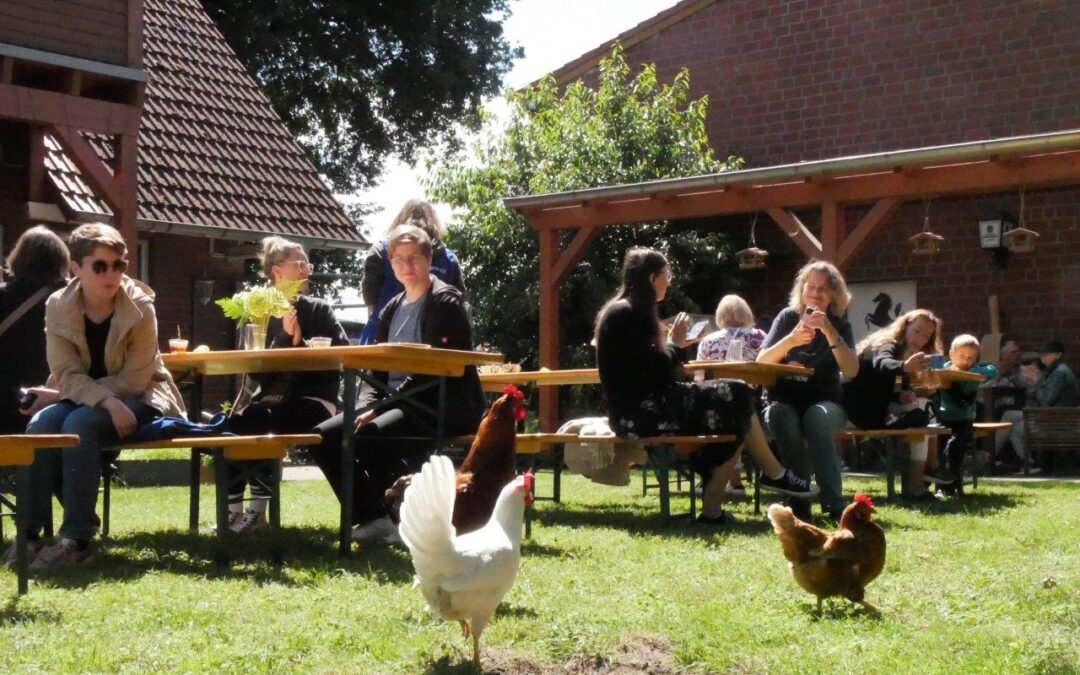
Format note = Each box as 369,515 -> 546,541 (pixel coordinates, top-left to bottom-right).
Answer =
0,435 -> 80,596
835,427 -> 952,499
972,421 -> 1012,484
1023,407 -> 1080,473
99,434 -> 321,567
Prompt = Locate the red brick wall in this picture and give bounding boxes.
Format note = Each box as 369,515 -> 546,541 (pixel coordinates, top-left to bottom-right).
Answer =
606,0 -> 1080,358
0,0 -> 131,66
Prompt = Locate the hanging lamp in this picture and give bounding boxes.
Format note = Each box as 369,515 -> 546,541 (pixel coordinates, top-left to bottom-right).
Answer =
909,199 -> 944,255
736,213 -> 769,269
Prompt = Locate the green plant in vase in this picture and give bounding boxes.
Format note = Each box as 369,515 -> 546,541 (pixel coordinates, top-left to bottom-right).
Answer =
216,279 -> 304,350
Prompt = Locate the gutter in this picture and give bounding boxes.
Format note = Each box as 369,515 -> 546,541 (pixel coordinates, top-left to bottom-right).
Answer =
137,218 -> 369,251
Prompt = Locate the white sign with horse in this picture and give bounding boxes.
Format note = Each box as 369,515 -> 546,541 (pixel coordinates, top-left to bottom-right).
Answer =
847,280 -> 917,346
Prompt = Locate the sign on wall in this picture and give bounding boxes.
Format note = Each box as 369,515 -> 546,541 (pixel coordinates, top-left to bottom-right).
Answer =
847,280 -> 917,346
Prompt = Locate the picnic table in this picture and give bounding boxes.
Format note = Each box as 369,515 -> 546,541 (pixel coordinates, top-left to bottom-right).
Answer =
163,343 -> 503,557
479,361 -> 814,392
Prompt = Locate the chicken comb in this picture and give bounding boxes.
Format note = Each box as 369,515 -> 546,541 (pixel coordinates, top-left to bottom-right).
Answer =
854,492 -> 875,509
503,385 -> 525,401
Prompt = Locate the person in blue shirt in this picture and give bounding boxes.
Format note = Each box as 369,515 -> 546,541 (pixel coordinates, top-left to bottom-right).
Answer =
359,199 -> 465,345
935,334 -> 997,495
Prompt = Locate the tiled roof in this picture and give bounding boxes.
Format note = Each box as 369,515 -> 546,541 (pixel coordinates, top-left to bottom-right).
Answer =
45,0 -> 365,248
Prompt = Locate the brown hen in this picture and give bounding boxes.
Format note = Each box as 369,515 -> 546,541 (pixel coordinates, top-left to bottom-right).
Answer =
386,385 -> 525,535
767,493 -> 886,614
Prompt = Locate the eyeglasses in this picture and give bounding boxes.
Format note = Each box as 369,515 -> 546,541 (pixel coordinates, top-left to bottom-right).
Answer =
86,258 -> 128,275
277,260 -> 314,274
390,255 -> 427,268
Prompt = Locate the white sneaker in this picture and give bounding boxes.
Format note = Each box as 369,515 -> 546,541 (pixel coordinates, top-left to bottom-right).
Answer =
351,516 -> 396,542
1,538 -> 49,570
229,509 -> 268,534
29,538 -> 91,571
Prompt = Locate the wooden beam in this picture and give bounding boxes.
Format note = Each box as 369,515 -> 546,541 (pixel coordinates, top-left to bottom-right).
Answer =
50,125 -> 122,209
767,208 -> 823,259
0,83 -> 140,135
550,225 -> 602,287
27,126 -> 46,201
114,132 -> 140,276
537,228 -> 559,432
127,0 -> 145,68
836,196 -> 903,269
1,57 -> 12,84
67,71 -> 82,97
820,202 -> 844,262
525,150 -> 1080,229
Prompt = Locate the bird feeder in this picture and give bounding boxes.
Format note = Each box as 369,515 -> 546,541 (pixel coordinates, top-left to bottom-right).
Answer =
737,213 -> 769,269
1003,226 -> 1039,253
910,201 -> 944,255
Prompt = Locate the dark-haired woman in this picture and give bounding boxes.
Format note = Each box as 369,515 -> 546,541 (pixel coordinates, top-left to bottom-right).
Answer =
359,199 -> 465,344
594,247 -> 818,524
0,225 -> 70,432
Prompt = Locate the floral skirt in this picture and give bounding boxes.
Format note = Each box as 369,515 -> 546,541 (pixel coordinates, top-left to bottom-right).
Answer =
613,379 -> 753,481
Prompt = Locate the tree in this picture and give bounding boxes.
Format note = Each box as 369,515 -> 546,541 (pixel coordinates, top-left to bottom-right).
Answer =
428,47 -> 745,384
203,0 -> 522,193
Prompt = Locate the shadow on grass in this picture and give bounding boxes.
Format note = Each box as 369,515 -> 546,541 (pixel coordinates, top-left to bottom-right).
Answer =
494,601 -> 539,620
24,525 -> 417,590
0,597 -> 62,626
533,501 -> 775,540
885,490 -> 1023,518
423,655 -> 482,675
805,598 -> 884,621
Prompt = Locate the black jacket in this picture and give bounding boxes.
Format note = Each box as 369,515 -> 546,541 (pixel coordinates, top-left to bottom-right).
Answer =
843,340 -> 908,429
596,299 -> 685,422
762,307 -> 854,410
361,277 -> 483,434
251,295 -> 350,404
0,279 -> 64,432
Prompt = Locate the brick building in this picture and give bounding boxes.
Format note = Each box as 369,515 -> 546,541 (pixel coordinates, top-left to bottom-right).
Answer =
545,0 -> 1080,354
1,0 -> 365,407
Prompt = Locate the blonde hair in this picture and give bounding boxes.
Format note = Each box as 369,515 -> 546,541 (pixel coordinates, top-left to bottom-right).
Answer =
950,334 -> 981,352
68,222 -> 126,262
714,294 -> 754,328
386,199 -> 446,242
856,309 -> 944,356
788,259 -> 852,316
259,236 -> 304,279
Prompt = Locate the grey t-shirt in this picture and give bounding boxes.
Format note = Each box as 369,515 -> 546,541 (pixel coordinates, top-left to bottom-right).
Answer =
386,294 -> 426,389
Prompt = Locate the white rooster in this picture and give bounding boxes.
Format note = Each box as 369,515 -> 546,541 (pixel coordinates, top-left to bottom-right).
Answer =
398,454 -> 533,666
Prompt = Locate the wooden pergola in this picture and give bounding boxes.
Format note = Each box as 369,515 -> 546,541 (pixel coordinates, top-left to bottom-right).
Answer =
503,129 -> 1080,430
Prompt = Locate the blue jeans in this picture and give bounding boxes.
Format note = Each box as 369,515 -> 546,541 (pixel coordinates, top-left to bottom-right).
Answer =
26,399 -> 157,540
764,400 -> 847,512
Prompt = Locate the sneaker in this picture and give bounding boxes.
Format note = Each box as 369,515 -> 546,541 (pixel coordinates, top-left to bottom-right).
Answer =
1,538 -> 48,570
229,509 -> 268,534
907,489 -> 941,503
29,538 -> 91,571
697,510 -> 736,526
922,467 -> 951,484
759,470 -> 820,498
1013,465 -> 1042,475
725,483 -> 747,498
351,516 -> 397,542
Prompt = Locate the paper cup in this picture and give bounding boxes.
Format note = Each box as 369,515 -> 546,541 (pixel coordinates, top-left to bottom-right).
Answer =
168,339 -> 189,353
309,337 -> 332,348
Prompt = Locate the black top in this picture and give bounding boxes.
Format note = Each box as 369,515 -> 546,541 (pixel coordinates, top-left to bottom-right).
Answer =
761,307 -> 855,410
251,295 -> 350,404
842,340 -> 908,429
0,280 -> 64,432
362,277 -> 484,435
85,314 -> 113,380
595,299 -> 684,423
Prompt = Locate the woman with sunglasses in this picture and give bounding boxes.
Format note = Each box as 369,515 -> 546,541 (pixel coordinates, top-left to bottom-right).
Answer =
13,223 -> 185,571
225,236 -> 349,534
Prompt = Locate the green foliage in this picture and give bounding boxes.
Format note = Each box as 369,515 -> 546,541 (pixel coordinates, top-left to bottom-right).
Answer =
215,280 -> 304,326
428,46 -> 746,377
203,0 -> 522,192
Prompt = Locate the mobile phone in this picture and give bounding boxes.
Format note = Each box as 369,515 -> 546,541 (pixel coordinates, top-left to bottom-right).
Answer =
18,388 -> 37,411
804,306 -> 816,316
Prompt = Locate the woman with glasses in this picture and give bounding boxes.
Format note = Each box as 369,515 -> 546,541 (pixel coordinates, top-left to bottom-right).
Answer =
359,199 -> 465,344
225,235 -> 349,534
594,248 -> 817,526
10,223 -> 185,571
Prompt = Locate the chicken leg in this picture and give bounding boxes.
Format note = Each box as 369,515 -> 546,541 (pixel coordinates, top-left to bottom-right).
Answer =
459,620 -> 470,639
473,634 -> 481,667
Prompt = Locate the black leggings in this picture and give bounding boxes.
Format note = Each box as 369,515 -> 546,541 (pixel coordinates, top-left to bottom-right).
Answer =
226,398 -> 333,504
311,407 -> 437,526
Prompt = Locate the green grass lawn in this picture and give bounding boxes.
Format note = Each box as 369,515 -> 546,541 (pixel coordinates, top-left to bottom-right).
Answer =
2,473 -> 1078,674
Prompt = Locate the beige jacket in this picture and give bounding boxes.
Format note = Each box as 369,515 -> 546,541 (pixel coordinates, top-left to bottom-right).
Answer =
45,276 -> 185,418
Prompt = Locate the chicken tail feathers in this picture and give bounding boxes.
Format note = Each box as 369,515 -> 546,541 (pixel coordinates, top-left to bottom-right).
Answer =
399,455 -> 458,565
767,503 -> 796,534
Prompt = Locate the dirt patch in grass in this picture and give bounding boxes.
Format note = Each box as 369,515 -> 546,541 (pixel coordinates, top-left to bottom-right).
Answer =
479,635 -> 687,674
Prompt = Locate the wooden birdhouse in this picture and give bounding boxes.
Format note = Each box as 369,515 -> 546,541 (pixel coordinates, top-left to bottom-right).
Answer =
736,246 -> 769,269
908,230 -> 944,255
1002,226 -> 1039,253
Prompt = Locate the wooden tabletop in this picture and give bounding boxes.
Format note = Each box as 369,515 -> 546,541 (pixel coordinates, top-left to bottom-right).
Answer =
163,344 -> 504,378
478,361 -> 813,390
0,434 -> 80,466
908,368 -> 988,391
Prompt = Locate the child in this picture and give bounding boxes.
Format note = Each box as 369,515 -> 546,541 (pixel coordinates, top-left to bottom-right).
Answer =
935,334 -> 997,495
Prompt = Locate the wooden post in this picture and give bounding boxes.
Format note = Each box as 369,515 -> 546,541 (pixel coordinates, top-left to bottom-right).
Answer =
114,132 -> 140,277
27,126 -> 46,201
538,227 -> 559,432
820,201 -> 845,263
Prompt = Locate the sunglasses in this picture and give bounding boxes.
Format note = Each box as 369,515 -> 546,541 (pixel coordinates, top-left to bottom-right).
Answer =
86,258 -> 128,274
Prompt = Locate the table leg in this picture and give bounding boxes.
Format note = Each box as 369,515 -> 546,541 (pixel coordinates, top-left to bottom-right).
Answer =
188,372 -> 204,532
214,448 -> 229,568
15,466 -> 29,596
339,369 -> 357,558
